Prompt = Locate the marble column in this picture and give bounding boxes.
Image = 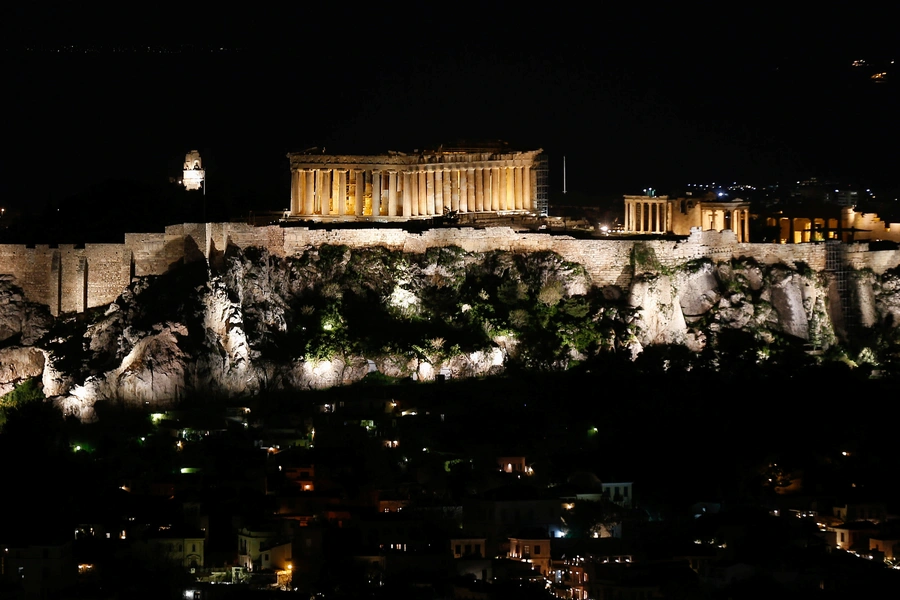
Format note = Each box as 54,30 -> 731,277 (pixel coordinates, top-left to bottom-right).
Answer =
418,172 -> 427,215
410,172 -> 419,216
464,167 -> 475,213
451,169 -> 460,211
402,172 -> 412,216
313,170 -> 323,215
426,170 -> 436,215
442,169 -> 452,211
327,171 -> 336,215
372,171 -> 381,217
491,167 -> 500,211
498,168 -> 508,210
475,167 -> 484,212
336,170 -> 347,215
514,167 -> 523,210
324,170 -> 334,214
434,169 -> 444,213
523,165 -> 532,211
459,169 -> 468,212
387,171 -> 398,217
354,170 -> 364,216
295,170 -> 306,215
304,170 -> 315,215
743,209 -> 750,242
482,168 -> 491,212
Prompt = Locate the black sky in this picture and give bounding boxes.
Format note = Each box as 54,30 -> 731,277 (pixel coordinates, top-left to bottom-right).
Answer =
2,5 -> 896,220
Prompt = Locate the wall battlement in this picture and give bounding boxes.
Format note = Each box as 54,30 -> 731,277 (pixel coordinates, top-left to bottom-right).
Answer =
2,224 -> 898,316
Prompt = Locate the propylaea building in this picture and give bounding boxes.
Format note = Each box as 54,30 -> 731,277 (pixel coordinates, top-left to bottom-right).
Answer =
285,146 -> 543,221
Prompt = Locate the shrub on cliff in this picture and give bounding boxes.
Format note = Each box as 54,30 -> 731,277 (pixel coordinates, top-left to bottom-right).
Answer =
0,377 -> 45,431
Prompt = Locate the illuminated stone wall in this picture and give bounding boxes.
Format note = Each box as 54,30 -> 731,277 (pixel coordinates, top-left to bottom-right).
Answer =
842,207 -> 900,243
0,244 -> 58,313
1,224 -> 898,315
124,232 -> 168,276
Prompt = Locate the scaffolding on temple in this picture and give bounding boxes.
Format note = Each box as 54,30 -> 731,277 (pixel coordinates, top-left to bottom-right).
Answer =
826,240 -> 856,343
534,154 -> 549,217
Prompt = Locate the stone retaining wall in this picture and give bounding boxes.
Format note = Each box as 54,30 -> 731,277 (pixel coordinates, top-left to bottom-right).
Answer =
2,224 -> 897,315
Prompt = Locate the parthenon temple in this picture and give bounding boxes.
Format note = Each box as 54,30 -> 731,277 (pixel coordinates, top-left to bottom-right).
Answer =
285,148 -> 542,220
624,194 -> 752,242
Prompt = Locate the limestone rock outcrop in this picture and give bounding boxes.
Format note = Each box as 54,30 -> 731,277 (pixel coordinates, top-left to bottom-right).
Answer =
1,244 -> 898,418
0,347 -> 45,396
627,258 -> 840,351
0,276 -> 52,345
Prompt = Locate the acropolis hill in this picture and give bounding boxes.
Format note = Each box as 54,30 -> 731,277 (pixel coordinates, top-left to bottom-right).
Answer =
1,219 -> 900,421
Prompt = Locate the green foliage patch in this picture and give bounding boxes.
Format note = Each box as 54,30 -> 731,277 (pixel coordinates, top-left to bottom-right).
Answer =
0,378 -> 46,431
249,245 -> 631,371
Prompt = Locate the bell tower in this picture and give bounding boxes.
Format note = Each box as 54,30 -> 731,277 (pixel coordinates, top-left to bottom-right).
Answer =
182,150 -> 205,192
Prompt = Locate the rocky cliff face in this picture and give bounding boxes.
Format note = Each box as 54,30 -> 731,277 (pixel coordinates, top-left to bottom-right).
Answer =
628,258 -> 839,352
1,245 -> 898,420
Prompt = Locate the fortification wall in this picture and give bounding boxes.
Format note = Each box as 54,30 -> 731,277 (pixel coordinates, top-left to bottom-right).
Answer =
84,244 -> 132,309
1,224 -> 898,315
734,240 -> 827,271
125,232 -> 167,276
845,244 -> 900,274
57,246 -> 86,314
0,244 -> 57,311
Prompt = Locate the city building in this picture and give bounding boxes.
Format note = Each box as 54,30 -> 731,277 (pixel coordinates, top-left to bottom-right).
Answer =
144,526 -> 206,569
285,146 -> 543,221
508,530 -> 552,576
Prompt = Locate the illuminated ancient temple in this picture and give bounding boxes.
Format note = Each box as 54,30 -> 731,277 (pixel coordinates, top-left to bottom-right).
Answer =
285,146 -> 543,220
624,194 -> 752,242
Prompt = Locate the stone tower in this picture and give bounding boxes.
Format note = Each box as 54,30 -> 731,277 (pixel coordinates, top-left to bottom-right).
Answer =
182,150 -> 205,191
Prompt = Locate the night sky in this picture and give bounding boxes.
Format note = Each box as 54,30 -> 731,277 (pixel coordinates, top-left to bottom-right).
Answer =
2,6 -> 896,222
